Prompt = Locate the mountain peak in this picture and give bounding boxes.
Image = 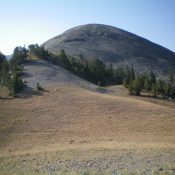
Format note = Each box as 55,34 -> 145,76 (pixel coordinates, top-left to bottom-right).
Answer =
43,24 -> 175,76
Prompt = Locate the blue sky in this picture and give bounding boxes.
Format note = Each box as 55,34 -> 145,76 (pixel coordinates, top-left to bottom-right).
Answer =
0,0 -> 175,54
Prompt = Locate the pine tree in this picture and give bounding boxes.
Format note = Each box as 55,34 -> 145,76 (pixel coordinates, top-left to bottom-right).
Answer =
164,83 -> 171,97
132,78 -> 143,95
0,53 -> 10,87
106,63 -> 114,84
151,83 -> 158,97
144,78 -> 152,91
59,49 -> 70,69
130,65 -> 135,81
157,79 -> 165,95
168,69 -> 174,82
83,60 -> 90,79
128,81 -> 133,95
169,86 -> 175,98
150,71 -> 156,84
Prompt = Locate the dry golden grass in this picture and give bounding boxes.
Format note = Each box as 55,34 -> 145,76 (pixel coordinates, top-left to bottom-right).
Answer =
0,85 -> 175,173
0,86 -> 11,98
0,85 -> 175,150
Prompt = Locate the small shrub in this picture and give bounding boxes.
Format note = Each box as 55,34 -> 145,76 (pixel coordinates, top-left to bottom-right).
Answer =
36,83 -> 44,91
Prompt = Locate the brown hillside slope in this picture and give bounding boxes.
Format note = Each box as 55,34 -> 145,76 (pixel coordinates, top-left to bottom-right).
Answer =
0,85 -> 175,174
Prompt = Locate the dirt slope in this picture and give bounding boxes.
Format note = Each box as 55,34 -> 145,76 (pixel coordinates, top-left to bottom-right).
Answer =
0,84 -> 175,174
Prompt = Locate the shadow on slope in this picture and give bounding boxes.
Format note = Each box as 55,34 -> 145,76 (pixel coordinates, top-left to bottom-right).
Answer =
17,87 -> 48,99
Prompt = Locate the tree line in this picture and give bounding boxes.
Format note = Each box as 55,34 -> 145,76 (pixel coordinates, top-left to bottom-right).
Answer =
24,45 -> 128,86
47,49 -> 127,86
1,44 -> 175,100
26,46 -> 129,86
123,66 -> 175,99
0,46 -> 27,96
0,44 -> 49,96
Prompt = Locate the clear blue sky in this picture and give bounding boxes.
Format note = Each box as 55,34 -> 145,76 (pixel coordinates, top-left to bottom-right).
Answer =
0,0 -> 175,54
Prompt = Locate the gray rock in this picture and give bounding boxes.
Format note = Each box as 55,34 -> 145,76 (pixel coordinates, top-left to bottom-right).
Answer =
43,24 -> 175,78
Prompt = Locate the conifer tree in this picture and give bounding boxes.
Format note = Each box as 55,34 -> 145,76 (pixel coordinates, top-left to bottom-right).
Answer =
144,78 -> 152,91
150,71 -> 156,84
168,69 -> 174,82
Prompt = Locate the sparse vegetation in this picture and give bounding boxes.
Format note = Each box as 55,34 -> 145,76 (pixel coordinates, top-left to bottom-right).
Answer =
28,44 -> 49,59
36,82 -> 44,91
22,45 -> 175,101
123,66 -> 175,100
2,44 -> 175,101
42,49 -> 127,86
0,47 -> 27,97
0,85 -> 175,174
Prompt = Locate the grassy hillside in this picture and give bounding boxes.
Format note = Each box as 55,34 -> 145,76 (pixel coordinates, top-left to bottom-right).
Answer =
0,85 -> 175,174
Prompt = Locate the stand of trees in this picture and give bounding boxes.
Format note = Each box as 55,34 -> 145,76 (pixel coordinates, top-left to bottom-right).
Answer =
28,44 -> 49,59
0,46 -> 27,96
48,49 -> 126,86
0,52 -> 9,88
1,44 -> 174,100
29,47 -> 175,100
123,66 -> 175,99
